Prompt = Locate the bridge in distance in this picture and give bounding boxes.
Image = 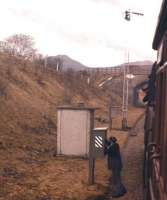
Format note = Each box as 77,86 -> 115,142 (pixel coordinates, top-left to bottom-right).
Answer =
86,64 -> 151,76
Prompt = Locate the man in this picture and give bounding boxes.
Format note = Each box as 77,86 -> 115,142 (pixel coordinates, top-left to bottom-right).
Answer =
106,137 -> 126,197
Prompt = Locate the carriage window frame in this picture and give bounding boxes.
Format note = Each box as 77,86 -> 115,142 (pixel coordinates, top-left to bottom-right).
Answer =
158,33 -> 167,193
157,41 -> 163,65
159,71 -> 165,177
157,32 -> 167,65
154,74 -> 162,145
156,63 -> 167,193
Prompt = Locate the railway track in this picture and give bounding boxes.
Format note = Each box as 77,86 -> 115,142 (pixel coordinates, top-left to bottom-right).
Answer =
106,115 -> 145,200
129,112 -> 145,136
120,116 -> 144,199
92,114 -> 145,200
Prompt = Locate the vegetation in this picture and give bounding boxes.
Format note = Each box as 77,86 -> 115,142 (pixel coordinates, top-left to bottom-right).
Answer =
0,33 -> 145,200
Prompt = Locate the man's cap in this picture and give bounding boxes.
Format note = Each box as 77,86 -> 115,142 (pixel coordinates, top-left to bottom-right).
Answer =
109,136 -> 117,143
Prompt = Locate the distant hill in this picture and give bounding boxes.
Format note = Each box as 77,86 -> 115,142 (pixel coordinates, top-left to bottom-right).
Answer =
47,55 -> 153,72
47,55 -> 88,71
122,60 -> 153,68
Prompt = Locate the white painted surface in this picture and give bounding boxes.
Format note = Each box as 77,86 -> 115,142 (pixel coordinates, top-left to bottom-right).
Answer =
57,109 -> 91,156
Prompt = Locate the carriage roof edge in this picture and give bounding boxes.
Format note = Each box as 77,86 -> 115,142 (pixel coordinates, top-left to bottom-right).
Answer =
152,0 -> 167,50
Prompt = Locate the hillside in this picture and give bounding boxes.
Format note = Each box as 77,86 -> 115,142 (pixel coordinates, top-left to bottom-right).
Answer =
0,53 -> 126,200
0,53 -> 119,152
47,55 -> 88,71
0,51 -> 149,200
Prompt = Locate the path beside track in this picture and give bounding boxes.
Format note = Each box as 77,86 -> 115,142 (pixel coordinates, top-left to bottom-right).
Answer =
107,116 -> 144,200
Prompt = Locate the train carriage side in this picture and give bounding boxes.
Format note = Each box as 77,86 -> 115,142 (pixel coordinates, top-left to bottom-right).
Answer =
144,0 -> 167,199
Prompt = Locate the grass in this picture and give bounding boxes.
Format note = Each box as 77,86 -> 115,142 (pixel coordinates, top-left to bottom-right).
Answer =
0,53 -> 145,200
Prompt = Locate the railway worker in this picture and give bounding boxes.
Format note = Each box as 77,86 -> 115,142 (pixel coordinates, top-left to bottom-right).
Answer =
143,61 -> 157,107
106,136 -> 126,197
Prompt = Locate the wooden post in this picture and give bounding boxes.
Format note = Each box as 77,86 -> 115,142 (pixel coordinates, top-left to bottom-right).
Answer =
109,103 -> 112,130
88,129 -> 95,184
88,127 -> 108,184
88,110 -> 95,185
88,157 -> 95,184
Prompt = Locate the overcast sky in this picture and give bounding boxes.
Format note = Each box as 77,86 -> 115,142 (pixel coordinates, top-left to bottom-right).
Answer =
0,0 -> 162,67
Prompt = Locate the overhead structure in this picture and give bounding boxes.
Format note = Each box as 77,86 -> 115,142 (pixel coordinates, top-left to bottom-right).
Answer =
122,9 -> 144,130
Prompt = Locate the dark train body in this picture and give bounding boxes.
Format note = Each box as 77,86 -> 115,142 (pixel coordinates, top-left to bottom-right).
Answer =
144,0 -> 167,199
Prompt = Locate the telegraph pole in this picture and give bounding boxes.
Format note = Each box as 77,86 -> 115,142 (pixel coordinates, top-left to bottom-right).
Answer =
122,51 -> 129,130
122,10 -> 144,130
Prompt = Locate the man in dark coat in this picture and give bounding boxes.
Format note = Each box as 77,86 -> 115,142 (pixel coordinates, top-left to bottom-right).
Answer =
106,137 -> 126,197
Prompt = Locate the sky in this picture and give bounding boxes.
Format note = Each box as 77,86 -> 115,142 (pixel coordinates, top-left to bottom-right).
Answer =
0,0 -> 163,67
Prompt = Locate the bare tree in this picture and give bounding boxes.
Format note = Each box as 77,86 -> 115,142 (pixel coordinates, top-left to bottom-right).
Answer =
5,34 -> 37,60
0,41 -> 11,54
